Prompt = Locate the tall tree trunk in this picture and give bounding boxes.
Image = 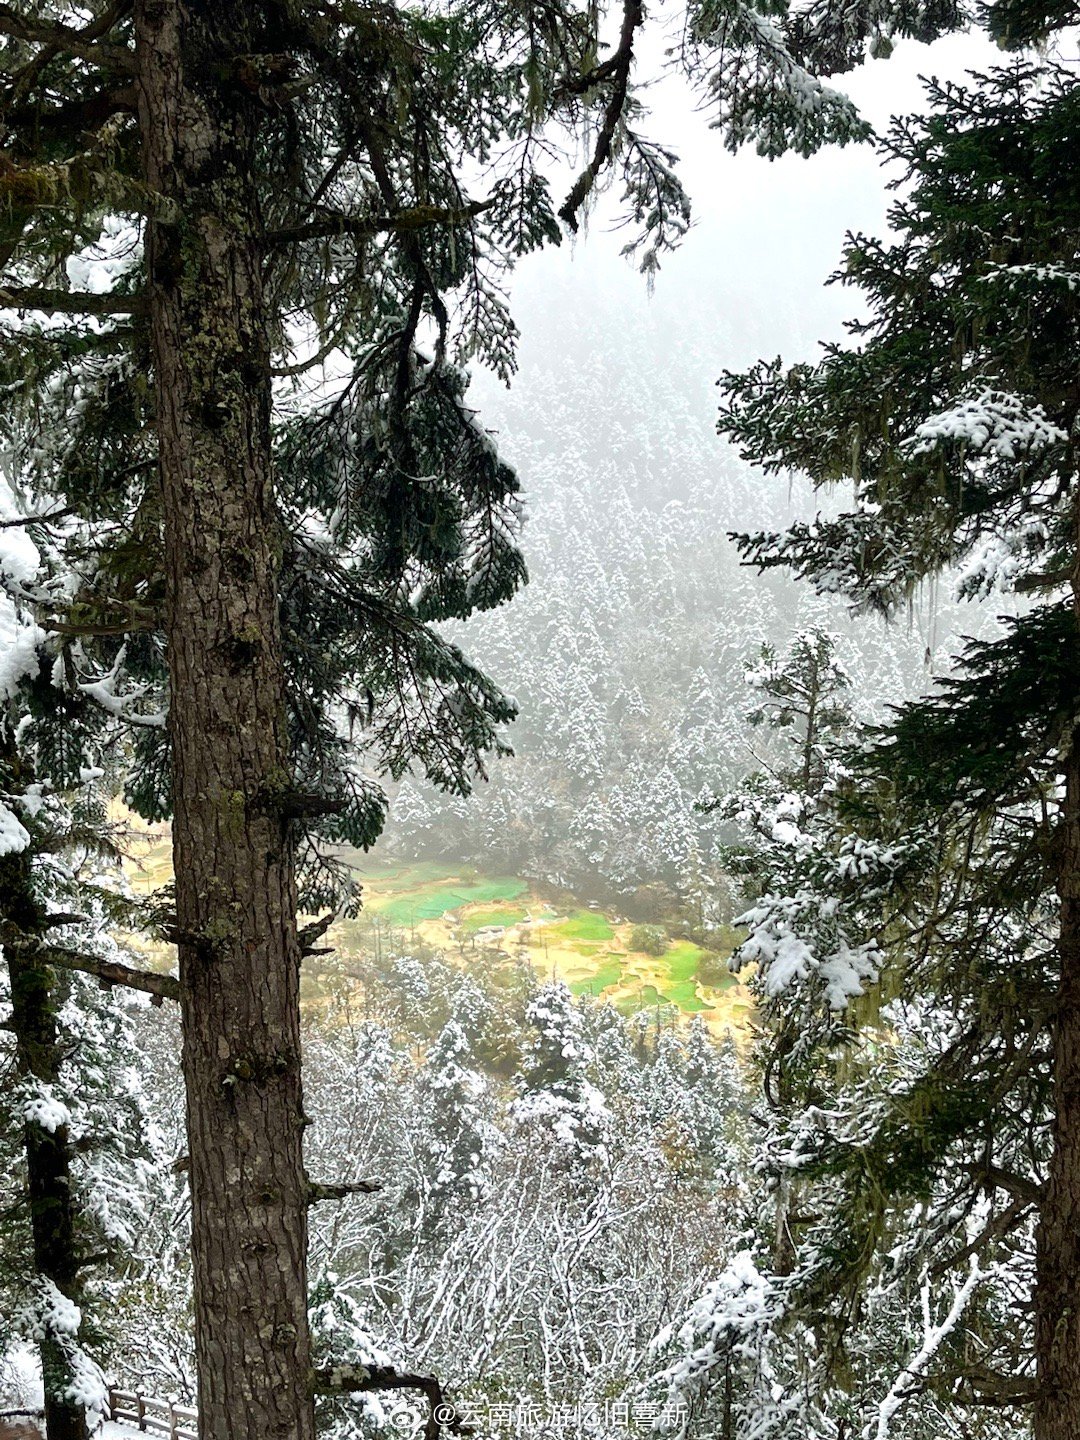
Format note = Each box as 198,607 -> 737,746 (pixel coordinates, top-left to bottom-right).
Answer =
1036,740 -> 1080,1440
134,6 -> 314,1438
0,785 -> 88,1440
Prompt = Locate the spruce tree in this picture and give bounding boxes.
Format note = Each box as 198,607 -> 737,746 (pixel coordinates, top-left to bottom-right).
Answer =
742,630 -> 852,793
515,982 -> 610,1163
704,629 -> 863,1285
412,1021 -> 494,1236
717,57 -> 1080,1439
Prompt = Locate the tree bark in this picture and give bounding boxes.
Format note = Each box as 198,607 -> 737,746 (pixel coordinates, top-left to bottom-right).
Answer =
133,5 -> 314,1438
0,808 -> 88,1440
1036,740 -> 1080,1440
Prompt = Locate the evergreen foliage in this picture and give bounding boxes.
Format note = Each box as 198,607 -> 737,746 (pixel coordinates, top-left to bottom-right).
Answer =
0,0 -> 888,905
704,51 -> 1080,1440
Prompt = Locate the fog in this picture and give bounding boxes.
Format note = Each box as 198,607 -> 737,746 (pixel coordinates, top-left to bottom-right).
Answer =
380,31 -> 1010,894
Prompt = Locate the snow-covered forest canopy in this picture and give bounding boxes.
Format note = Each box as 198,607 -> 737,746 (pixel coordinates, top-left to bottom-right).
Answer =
0,4 -> 1077,1440
384,251 -> 967,897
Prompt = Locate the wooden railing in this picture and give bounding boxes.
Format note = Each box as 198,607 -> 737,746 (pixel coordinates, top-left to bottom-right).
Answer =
107,1390 -> 197,1440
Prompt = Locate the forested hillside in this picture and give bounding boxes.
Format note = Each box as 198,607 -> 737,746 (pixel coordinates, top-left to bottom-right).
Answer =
58,970 -> 747,1435
385,266 -> 972,900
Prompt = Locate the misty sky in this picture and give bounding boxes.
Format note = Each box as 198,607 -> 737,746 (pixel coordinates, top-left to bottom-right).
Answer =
504,29 -> 1003,368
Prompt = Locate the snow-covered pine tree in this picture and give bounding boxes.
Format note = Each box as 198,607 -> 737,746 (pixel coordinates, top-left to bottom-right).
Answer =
409,1020 -> 495,1238
717,54 -> 1080,1440
681,1017 -> 746,1183
514,982 -> 611,1164
742,631 -> 852,793
657,628 -> 1029,1438
701,628 -> 863,1130
701,627 -> 868,1307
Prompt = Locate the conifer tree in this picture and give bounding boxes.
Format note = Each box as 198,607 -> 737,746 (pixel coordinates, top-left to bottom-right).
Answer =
0,761 -> 168,1440
0,489 -> 169,1439
412,1021 -> 494,1235
662,629 -> 1028,1438
703,630 -> 863,1285
515,983 -> 610,1162
742,630 -> 852,793
717,56 -> 1080,1439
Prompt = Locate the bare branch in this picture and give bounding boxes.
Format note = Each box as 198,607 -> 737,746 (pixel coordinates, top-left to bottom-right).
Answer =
46,946 -> 179,1002
307,1179 -> 381,1203
1015,565 -> 1073,593
313,1365 -> 469,1440
553,52 -> 627,101
0,507 -> 76,529
262,790 -> 349,820
0,85 -> 138,148
1,916 -> 179,1001
559,0 -> 643,233
0,286 -> 146,316
968,1162 -> 1044,1207
36,599 -> 163,636
299,912 -> 336,957
960,1366 -> 1040,1408
0,3 -> 136,71
265,199 -> 494,249
930,1195 -> 1036,1279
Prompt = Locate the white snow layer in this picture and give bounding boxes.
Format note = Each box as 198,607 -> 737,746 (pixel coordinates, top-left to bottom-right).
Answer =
0,799 -> 32,856
907,388 -> 1066,460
